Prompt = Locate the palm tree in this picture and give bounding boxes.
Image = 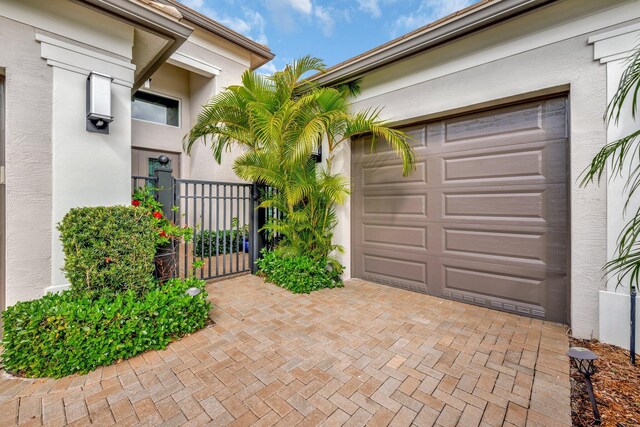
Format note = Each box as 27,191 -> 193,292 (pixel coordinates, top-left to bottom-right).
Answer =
582,47 -> 640,290
184,56 -> 415,260
185,56 -> 415,177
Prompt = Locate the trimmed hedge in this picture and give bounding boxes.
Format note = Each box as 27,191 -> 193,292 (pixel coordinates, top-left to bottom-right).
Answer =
2,277 -> 211,378
58,206 -> 156,295
256,250 -> 343,294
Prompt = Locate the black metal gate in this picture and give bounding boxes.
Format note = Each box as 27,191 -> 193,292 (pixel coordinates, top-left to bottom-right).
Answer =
132,155 -> 264,281
174,179 -> 254,280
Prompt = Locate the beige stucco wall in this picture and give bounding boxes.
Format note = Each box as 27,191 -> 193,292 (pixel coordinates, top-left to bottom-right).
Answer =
0,0 -> 136,302
331,0 -> 639,338
0,15 -> 53,306
132,30 -> 255,183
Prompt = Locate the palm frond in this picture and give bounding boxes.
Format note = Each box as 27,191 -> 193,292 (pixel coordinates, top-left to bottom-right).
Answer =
607,46 -> 640,125
345,108 -> 416,176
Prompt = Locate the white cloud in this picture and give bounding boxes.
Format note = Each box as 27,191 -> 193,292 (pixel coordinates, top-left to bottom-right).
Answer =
173,1 -> 268,45
257,61 -> 278,76
181,0 -> 204,9
357,0 -> 381,18
275,0 -> 313,15
209,7 -> 269,45
391,0 -> 475,37
314,5 -> 335,37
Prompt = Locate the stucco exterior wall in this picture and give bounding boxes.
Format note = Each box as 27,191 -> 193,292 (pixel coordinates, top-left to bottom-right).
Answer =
0,0 -> 136,301
132,31 -> 254,184
591,23 -> 640,351
0,16 -> 53,306
331,0 -> 639,338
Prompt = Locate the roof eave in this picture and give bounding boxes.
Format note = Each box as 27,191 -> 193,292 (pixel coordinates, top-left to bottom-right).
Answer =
159,0 -> 275,69
311,0 -> 558,86
75,0 -> 194,90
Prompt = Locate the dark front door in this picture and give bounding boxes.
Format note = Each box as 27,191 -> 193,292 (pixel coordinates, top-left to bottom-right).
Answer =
131,148 -> 181,179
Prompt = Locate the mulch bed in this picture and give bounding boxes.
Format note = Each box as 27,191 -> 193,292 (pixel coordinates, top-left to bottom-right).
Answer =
570,338 -> 640,426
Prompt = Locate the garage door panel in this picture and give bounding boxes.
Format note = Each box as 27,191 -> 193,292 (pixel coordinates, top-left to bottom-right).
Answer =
352,97 -> 568,322
359,193 -> 428,219
443,228 -> 545,263
357,125 -> 428,158
437,139 -> 566,185
440,98 -> 567,148
443,148 -> 543,183
443,265 -> 543,305
354,140 -> 566,192
361,223 -> 427,251
435,223 -> 567,272
355,184 -> 566,228
361,158 -> 428,187
355,246 -> 429,293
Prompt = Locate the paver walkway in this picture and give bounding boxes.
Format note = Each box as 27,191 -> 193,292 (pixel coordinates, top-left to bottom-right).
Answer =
0,275 -> 571,426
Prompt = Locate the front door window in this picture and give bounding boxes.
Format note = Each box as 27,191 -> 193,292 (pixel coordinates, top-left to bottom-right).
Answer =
148,157 -> 172,178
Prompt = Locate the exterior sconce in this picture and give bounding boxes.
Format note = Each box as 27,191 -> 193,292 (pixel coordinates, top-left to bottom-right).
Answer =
567,347 -> 601,424
311,144 -> 322,163
86,72 -> 113,134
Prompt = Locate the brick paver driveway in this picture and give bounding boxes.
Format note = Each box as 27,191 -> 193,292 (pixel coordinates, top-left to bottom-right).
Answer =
0,275 -> 571,426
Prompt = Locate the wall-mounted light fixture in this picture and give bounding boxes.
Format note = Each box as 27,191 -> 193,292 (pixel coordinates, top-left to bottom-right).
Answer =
86,72 -> 113,134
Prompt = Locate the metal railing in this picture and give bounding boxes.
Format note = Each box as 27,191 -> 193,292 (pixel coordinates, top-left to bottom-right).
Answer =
174,179 -> 254,280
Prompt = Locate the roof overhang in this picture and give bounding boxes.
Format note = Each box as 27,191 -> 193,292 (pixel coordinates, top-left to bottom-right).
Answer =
311,0 -> 558,86
159,0 -> 275,70
75,0 -> 194,91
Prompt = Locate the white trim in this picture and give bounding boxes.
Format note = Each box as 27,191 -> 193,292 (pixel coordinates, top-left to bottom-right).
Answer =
588,21 -> 640,63
588,21 -> 640,43
353,3 -> 640,103
167,51 -> 220,77
35,33 -> 134,69
36,32 -> 135,87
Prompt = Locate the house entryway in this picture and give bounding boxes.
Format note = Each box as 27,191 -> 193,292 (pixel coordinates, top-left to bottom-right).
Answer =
132,159 -> 259,282
352,97 -> 569,323
131,148 -> 181,179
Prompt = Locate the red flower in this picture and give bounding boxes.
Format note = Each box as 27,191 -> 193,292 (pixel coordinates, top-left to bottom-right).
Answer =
159,230 -> 168,238
153,211 -> 163,219
131,200 -> 140,206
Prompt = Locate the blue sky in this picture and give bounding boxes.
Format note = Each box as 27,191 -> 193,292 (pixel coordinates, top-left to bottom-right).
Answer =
181,0 -> 477,73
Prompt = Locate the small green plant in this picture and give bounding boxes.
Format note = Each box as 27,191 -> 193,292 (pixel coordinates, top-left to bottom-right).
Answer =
1,277 -> 210,378
256,249 -> 343,294
194,217 -> 248,257
58,206 -> 157,296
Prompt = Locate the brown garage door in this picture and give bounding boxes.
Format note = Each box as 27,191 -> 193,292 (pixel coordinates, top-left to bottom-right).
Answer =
352,97 -> 568,322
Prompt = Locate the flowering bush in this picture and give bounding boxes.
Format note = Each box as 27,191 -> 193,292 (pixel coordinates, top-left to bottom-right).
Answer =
131,186 -> 192,247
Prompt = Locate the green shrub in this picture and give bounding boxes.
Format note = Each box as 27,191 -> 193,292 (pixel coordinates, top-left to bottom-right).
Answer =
2,277 -> 211,378
256,249 -> 343,294
58,206 -> 156,295
194,229 -> 246,257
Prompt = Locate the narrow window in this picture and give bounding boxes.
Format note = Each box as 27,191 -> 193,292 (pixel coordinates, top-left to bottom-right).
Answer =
132,91 -> 180,127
